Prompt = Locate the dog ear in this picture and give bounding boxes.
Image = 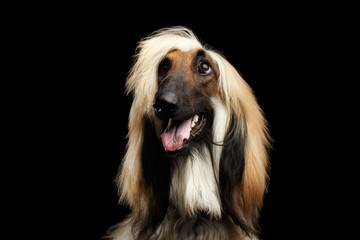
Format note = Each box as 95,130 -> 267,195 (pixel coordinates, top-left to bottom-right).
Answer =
212,52 -> 271,236
138,117 -> 171,238
116,111 -> 170,239
219,115 -> 257,234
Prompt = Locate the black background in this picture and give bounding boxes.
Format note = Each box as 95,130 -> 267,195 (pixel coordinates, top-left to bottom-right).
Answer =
16,4 -> 354,240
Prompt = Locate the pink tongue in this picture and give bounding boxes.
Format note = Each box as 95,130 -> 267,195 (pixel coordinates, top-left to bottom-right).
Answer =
161,118 -> 192,151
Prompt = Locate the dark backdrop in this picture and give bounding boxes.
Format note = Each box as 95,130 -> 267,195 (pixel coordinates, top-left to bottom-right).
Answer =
28,5 -> 346,240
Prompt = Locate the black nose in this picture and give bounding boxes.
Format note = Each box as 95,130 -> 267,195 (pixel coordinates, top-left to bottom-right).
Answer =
153,92 -> 178,118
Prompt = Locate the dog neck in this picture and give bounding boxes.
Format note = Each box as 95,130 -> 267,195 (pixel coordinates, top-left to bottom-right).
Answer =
169,97 -> 228,220
169,151 -> 222,219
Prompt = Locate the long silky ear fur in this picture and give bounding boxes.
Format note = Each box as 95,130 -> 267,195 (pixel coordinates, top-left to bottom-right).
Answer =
210,51 -> 271,237
219,115 -> 251,232
116,115 -> 170,240
115,27 -> 203,240
137,117 -> 171,239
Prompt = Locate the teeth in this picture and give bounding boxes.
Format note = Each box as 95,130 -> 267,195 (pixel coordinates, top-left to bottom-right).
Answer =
193,115 -> 199,122
191,115 -> 199,128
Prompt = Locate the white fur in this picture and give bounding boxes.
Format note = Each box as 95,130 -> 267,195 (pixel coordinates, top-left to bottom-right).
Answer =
211,97 -> 230,178
170,150 -> 221,219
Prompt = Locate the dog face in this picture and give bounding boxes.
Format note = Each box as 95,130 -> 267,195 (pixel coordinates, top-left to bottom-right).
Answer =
153,49 -> 220,153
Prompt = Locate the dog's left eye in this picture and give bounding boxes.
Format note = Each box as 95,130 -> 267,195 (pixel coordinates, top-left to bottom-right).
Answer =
198,61 -> 212,75
158,58 -> 171,76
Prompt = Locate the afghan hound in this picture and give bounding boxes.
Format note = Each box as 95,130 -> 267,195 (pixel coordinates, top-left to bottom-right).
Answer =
108,26 -> 271,240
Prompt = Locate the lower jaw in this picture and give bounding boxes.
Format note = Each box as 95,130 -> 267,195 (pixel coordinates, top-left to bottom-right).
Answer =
164,146 -> 189,158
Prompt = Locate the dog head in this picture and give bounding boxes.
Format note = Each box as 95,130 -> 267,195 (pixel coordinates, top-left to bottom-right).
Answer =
152,48 -> 219,153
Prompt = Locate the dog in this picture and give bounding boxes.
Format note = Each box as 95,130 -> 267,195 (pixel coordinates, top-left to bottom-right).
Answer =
108,26 -> 271,240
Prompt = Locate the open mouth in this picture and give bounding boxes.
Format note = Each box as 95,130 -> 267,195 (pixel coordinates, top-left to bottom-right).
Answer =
161,114 -> 206,152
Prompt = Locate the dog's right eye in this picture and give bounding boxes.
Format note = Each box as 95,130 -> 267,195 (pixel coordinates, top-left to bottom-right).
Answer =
198,61 -> 212,76
158,58 -> 171,76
